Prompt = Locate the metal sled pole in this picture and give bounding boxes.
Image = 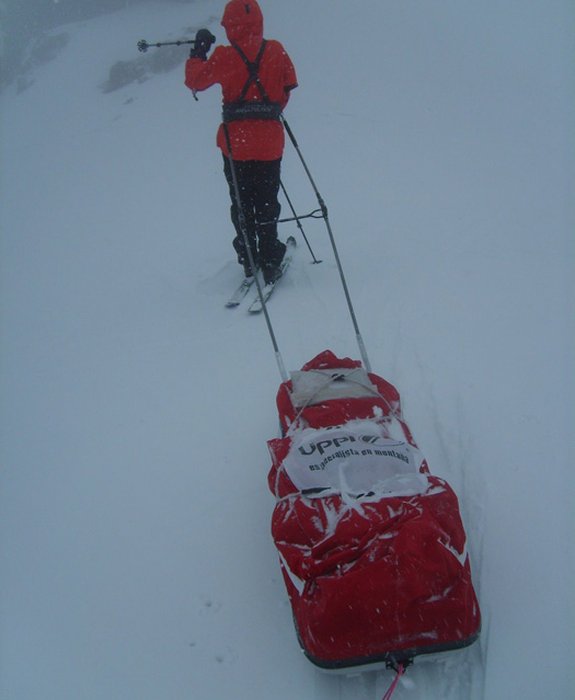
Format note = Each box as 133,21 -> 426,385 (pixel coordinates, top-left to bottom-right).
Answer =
281,116 -> 372,372
279,180 -> 322,264
223,125 -> 288,382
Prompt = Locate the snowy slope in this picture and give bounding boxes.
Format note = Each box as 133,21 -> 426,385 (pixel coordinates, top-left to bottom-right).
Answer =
1,1 -> 574,698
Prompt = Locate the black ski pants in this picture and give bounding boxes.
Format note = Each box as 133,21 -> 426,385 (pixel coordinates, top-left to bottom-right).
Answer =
223,156 -> 286,269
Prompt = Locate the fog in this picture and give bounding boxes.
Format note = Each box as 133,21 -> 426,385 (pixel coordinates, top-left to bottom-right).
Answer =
1,0 -> 573,697
0,0 -> 195,86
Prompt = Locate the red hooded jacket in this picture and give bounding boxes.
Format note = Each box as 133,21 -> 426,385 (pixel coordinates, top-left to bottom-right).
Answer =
185,0 -> 297,161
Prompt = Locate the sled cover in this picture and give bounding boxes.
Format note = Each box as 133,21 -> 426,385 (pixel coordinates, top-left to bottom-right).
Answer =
267,351 -> 481,669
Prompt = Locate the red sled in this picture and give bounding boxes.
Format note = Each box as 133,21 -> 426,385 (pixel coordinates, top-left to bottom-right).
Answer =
267,350 -> 481,670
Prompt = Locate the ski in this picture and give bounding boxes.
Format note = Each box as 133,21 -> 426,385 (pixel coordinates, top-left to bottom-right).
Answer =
248,237 -> 296,314
225,275 -> 256,308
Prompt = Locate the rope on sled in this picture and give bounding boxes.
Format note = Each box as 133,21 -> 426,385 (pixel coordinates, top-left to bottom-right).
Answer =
286,368 -> 378,435
382,662 -> 405,700
286,367 -> 404,437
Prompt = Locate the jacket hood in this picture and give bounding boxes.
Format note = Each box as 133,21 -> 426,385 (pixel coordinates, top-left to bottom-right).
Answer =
221,0 -> 264,48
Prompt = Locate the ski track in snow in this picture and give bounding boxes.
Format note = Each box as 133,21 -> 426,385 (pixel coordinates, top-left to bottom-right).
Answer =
1,1 -> 574,699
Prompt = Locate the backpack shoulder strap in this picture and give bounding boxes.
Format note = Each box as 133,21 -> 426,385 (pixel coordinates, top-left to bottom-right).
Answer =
231,40 -> 270,103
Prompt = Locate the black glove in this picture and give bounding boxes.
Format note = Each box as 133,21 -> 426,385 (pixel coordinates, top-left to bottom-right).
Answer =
189,29 -> 216,60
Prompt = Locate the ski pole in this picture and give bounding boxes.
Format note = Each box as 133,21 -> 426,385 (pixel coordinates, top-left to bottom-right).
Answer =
279,180 -> 322,264
222,124 -> 288,382
280,115 -> 372,373
137,38 -> 196,53
137,38 -> 200,99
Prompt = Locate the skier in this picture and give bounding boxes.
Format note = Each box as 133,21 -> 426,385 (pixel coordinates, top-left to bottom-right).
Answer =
185,0 -> 298,284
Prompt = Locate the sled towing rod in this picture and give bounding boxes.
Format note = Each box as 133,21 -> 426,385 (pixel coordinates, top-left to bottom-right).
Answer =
222,122 -> 289,381
229,113 -> 373,377
281,115 -> 372,372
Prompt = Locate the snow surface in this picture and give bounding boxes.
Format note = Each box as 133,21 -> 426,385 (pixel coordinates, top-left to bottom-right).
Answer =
1,1 -> 574,698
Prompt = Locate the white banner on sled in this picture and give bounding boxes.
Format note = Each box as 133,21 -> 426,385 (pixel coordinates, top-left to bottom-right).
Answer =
283,421 -> 427,497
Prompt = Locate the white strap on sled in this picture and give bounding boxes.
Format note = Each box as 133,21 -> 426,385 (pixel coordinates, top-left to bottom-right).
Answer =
289,367 -> 380,408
